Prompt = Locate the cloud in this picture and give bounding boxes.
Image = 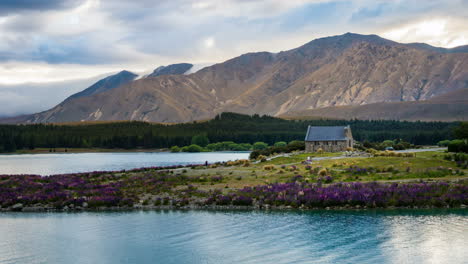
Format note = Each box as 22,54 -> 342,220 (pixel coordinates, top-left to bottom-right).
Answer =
0,0 -> 467,116
381,17 -> 468,48
0,0 -> 467,66
0,0 -> 85,15
0,74 -> 106,116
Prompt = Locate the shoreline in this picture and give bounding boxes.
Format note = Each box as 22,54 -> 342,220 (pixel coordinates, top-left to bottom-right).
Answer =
2,148 -> 170,155
1,150 -> 467,213
2,203 -> 467,213
1,148 -> 252,155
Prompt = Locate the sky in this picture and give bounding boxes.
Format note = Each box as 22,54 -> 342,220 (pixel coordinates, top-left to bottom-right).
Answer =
0,0 -> 467,116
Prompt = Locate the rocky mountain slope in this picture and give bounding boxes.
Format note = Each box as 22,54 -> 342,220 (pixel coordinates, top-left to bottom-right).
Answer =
67,70 -> 137,100
282,89 -> 468,121
147,63 -> 193,77
5,33 -> 468,123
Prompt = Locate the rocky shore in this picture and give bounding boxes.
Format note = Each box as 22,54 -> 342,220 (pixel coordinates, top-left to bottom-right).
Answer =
2,202 -> 467,213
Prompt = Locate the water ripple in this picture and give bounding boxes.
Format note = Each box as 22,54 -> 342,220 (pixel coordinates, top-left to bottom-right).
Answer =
0,209 -> 466,264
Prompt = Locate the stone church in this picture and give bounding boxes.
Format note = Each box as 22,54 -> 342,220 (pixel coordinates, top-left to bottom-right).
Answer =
305,125 -> 353,152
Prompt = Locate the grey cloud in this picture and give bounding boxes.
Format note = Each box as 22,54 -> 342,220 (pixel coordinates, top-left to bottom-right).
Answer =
0,0 -> 85,15
0,74 -> 107,117
0,0 -> 466,66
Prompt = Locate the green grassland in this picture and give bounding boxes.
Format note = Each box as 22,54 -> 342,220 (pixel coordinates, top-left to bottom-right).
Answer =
172,150 -> 466,192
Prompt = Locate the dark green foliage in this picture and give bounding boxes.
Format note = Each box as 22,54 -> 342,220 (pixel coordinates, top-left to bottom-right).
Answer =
0,112 -> 458,152
205,141 -> 252,151
448,140 -> 468,153
191,134 -> 210,147
446,123 -> 468,153
250,140 -> 305,159
181,144 -> 204,152
274,141 -> 287,147
252,142 -> 268,150
360,139 -> 414,150
438,140 -> 451,147
454,122 -> 468,139
170,146 -> 181,152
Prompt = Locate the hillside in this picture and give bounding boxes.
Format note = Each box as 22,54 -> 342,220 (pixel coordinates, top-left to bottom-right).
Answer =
283,89 -> 468,121
5,33 -> 468,123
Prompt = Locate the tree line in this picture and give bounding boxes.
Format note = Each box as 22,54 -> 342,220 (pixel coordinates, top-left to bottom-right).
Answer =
0,112 -> 459,152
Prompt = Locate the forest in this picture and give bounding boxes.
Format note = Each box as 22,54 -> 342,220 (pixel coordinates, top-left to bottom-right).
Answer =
0,112 -> 460,152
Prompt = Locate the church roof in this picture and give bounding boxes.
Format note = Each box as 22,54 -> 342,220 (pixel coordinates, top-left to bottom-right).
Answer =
304,126 -> 351,141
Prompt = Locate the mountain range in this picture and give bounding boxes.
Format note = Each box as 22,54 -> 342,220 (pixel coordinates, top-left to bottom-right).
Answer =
3,33 -> 468,123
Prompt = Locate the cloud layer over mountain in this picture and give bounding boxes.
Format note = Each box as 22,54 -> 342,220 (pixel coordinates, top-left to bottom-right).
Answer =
0,0 -> 467,116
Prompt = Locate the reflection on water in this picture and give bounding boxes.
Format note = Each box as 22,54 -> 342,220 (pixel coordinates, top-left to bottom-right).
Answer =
0,209 -> 466,264
0,152 -> 250,175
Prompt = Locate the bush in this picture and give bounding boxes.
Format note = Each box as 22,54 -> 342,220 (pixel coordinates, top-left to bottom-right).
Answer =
249,140 -> 304,159
318,168 -> 328,176
253,142 -> 268,150
191,134 -> 210,147
453,122 -> 468,139
274,141 -> 287,147
448,139 -> 468,153
362,139 -> 414,151
438,140 -> 451,147
182,144 -> 204,152
170,146 -> 181,152
287,140 -> 305,151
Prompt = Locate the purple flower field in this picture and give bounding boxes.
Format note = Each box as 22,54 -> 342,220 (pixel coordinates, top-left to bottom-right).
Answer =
208,181 -> 467,208
1,164 -> 467,211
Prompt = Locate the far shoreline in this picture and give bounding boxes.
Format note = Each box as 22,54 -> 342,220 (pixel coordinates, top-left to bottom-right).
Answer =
2,147 -> 170,155
1,148 -> 252,155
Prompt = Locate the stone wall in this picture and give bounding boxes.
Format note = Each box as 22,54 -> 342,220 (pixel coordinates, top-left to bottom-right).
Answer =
305,140 -> 348,152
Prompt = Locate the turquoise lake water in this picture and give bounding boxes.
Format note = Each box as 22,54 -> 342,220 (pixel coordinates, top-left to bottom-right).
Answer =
0,152 -> 250,175
0,209 -> 467,264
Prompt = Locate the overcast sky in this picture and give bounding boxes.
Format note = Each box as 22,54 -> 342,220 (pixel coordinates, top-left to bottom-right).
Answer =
1,0 -> 467,116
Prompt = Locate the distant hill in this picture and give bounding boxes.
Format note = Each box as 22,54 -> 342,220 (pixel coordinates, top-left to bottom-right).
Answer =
283,89 -> 468,121
2,33 -> 468,124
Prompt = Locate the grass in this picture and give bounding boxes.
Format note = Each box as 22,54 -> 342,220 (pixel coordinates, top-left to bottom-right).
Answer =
262,152 -> 342,165
2,149 -> 466,210
175,150 -> 466,192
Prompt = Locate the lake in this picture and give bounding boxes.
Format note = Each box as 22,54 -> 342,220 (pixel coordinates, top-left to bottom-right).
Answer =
0,209 -> 466,264
0,152 -> 250,176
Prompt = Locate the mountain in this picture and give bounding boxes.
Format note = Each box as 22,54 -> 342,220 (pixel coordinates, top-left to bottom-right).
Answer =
67,70 -> 138,99
282,89 -> 468,121
147,63 -> 193,77
4,33 -> 468,123
406,43 -> 468,53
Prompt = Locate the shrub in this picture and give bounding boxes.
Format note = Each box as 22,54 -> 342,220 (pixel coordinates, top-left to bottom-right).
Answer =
182,144 -> 204,152
287,140 -> 305,151
191,134 -> 210,147
318,168 -> 328,176
317,148 -> 324,154
249,141 -> 304,159
170,146 -> 181,152
274,141 -> 287,147
263,165 -> 276,171
253,142 -> 269,150
257,155 -> 267,162
438,140 -> 451,147
448,139 -> 468,153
